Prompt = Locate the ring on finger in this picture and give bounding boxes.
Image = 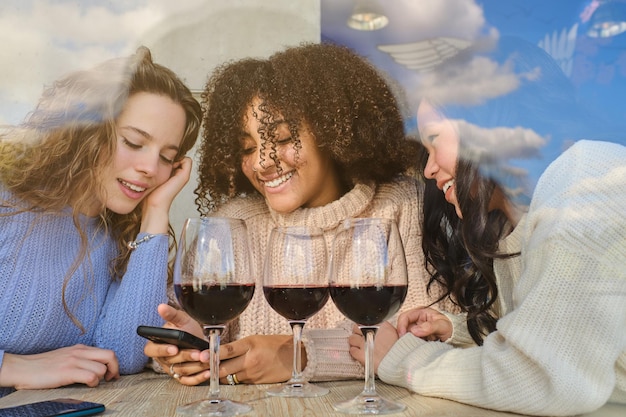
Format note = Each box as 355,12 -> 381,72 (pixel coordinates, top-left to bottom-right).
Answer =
169,363 -> 181,380
226,373 -> 240,385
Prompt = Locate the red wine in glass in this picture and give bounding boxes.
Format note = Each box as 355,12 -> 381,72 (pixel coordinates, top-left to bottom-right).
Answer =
262,285 -> 329,321
174,217 -> 255,417
329,218 -> 408,415
329,284 -> 407,327
262,225 -> 330,397
176,283 -> 255,326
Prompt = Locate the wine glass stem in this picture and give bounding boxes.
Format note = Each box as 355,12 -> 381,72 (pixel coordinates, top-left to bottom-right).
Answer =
205,327 -> 223,399
362,326 -> 378,395
289,321 -> 306,382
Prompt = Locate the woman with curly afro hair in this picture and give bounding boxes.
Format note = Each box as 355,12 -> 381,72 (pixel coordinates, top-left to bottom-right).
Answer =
145,42 -> 457,386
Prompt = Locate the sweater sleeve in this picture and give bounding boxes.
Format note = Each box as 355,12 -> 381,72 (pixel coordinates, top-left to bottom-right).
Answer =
93,233 -> 169,374
378,141 -> 626,416
438,310 -> 475,347
302,319 -> 364,381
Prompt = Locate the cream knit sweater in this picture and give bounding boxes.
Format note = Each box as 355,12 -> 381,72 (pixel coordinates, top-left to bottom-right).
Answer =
377,140 -> 626,415
211,175 -> 457,381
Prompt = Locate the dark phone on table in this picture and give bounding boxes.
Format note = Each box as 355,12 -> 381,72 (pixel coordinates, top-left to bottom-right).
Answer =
137,325 -> 209,350
0,398 -> 105,417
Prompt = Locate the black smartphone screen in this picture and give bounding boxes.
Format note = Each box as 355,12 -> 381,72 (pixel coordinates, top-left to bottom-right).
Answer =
137,325 -> 209,350
0,398 -> 105,417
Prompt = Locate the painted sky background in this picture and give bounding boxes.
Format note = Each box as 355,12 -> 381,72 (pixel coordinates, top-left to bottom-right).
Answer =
2,0 -> 625,194
321,0 -> 626,193
0,0 -> 206,126
4,0 -> 626,129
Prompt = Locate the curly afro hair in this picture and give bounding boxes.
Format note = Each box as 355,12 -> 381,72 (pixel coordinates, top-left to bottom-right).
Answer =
195,42 -> 419,214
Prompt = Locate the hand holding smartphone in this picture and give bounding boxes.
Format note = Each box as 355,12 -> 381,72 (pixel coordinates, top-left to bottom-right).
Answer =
137,325 -> 209,350
0,398 -> 105,417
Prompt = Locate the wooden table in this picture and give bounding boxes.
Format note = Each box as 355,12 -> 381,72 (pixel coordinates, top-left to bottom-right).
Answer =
0,372 -> 623,416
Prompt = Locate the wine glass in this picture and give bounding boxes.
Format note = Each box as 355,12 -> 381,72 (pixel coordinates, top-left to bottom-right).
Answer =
174,217 -> 255,416
328,218 -> 408,414
262,225 -> 330,397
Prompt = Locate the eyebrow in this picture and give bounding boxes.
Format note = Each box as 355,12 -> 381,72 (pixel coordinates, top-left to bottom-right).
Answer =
120,126 -> 180,152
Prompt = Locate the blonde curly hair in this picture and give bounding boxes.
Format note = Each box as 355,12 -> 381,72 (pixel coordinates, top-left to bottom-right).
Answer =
0,46 -> 201,329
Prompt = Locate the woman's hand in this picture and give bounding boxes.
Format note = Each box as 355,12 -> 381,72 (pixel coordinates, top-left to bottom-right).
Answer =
348,322 -> 398,373
143,304 -> 210,386
140,157 -> 192,234
208,334 -> 295,385
397,307 -> 453,341
144,304 -> 301,385
0,345 -> 119,390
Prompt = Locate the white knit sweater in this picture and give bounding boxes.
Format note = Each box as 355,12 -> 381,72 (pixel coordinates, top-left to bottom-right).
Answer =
207,176 -> 458,381
377,140 -> 626,415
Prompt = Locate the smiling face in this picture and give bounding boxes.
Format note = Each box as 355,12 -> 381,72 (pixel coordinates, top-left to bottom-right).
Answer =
94,92 -> 186,216
417,99 -> 463,218
240,99 -> 343,214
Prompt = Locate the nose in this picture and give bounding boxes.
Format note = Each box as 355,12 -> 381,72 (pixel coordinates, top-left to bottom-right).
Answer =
423,154 -> 438,180
252,146 -> 277,172
136,151 -> 159,177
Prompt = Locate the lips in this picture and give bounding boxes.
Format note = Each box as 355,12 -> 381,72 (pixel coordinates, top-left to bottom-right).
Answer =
263,171 -> 294,188
118,179 -> 147,193
442,179 -> 455,195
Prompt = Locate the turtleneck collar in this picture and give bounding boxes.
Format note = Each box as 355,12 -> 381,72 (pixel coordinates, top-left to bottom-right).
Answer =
267,182 -> 376,231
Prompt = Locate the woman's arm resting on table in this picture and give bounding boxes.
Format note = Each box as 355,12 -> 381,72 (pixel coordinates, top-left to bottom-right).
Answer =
0,345 -> 118,390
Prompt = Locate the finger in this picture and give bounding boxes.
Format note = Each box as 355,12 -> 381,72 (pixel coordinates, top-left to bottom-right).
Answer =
409,321 -> 433,338
218,358 -> 248,384
161,350 -> 201,365
158,304 -> 194,328
397,309 -> 426,335
176,157 -> 192,175
168,157 -> 192,186
410,321 -> 447,341
349,345 -> 365,364
76,346 -> 120,380
348,333 -> 364,348
201,340 -> 247,362
170,361 -> 209,378
70,368 -> 106,388
177,370 -> 211,386
68,353 -> 117,386
144,340 -> 179,358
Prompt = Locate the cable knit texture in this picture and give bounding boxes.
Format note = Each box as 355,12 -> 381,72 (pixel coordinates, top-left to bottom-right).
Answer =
0,187 -> 169,397
377,140 -> 626,416
171,176 -> 457,381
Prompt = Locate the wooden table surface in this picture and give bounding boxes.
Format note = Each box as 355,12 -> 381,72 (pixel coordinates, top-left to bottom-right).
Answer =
0,371 -> 623,416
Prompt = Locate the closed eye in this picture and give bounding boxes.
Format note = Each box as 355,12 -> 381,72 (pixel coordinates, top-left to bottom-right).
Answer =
276,137 -> 293,146
123,138 -> 141,149
241,146 -> 256,156
160,154 -> 175,165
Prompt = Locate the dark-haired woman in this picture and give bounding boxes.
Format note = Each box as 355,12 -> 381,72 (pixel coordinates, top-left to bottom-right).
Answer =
355,38 -> 626,416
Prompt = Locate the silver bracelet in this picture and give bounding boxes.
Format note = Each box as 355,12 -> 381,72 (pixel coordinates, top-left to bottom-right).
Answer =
127,234 -> 158,250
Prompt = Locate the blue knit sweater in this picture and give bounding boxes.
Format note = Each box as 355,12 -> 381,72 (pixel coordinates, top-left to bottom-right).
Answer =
0,187 -> 168,397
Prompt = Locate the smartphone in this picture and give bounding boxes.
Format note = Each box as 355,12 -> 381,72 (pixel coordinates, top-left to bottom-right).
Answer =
0,398 -> 105,417
137,325 -> 209,350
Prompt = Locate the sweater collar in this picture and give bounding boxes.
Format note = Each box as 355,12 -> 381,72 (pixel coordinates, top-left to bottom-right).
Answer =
267,182 -> 376,231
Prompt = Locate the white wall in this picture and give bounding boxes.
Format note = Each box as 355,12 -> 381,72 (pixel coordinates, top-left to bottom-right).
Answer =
140,0 -> 321,236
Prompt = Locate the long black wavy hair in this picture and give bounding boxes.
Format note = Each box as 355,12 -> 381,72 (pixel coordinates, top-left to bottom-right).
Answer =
417,36 -> 606,344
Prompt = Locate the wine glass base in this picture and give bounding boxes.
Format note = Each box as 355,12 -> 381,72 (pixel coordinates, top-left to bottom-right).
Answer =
176,398 -> 252,416
333,392 -> 406,415
266,380 -> 329,397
